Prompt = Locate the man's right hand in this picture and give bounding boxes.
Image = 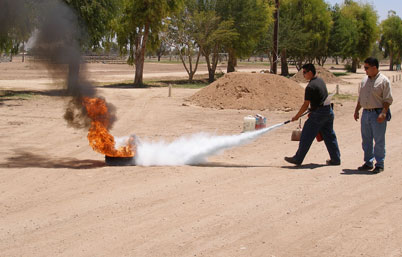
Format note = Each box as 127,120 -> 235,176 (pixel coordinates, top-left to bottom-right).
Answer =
354,111 -> 359,121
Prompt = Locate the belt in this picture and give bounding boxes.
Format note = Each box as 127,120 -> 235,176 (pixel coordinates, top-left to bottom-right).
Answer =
364,108 -> 382,112
317,105 -> 331,109
310,105 -> 331,112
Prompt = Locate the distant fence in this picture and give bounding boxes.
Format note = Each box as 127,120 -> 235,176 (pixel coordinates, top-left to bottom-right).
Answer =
5,54 -> 128,64
82,55 -> 127,64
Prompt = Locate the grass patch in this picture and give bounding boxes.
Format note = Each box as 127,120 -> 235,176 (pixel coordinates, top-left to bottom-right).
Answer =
143,59 -> 270,66
98,73 -> 220,89
333,72 -> 348,77
237,61 -> 269,66
0,90 -> 36,99
144,59 -> 184,64
333,93 -> 357,101
171,82 -> 207,89
99,78 -> 210,89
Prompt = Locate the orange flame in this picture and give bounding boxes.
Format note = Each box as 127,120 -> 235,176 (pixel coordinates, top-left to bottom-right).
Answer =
82,97 -> 135,157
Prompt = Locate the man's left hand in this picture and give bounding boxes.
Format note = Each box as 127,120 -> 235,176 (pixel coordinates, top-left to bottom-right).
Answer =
377,112 -> 386,123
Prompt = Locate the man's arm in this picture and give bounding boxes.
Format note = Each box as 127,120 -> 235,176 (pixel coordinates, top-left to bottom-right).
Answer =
377,78 -> 393,123
292,100 -> 310,121
377,102 -> 390,123
354,101 -> 361,121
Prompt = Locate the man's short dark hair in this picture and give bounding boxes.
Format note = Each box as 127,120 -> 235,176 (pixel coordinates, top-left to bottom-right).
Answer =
364,57 -> 379,69
302,63 -> 316,75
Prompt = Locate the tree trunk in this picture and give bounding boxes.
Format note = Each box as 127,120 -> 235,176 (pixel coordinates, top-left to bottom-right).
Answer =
22,42 -> 25,62
351,58 -> 358,73
389,51 -> 394,71
280,48 -> 288,76
208,69 -> 214,83
134,23 -> 150,87
190,50 -> 201,83
227,49 -> 236,73
296,58 -> 303,71
204,54 -> 214,83
267,51 -> 273,71
134,56 -> 145,86
321,56 -> 327,66
272,0 -> 280,74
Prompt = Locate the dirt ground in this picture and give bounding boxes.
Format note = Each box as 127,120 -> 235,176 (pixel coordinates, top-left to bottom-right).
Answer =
1,58 -> 402,257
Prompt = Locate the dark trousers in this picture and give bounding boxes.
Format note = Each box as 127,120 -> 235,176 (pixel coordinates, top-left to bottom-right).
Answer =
361,109 -> 387,168
293,106 -> 341,164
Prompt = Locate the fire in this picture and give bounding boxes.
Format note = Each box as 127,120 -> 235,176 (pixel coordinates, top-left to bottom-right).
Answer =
82,97 -> 135,157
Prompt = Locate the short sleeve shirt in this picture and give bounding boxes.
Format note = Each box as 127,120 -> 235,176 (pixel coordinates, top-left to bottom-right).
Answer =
305,77 -> 328,110
358,72 -> 393,108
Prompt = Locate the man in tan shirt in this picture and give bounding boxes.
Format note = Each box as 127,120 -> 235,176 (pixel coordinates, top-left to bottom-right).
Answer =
354,57 -> 393,173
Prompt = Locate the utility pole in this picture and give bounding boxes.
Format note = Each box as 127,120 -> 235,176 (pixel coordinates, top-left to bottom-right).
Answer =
272,0 -> 279,74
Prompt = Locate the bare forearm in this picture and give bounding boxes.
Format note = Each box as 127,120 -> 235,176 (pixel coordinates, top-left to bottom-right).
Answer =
354,101 -> 361,121
382,102 -> 390,114
292,101 -> 309,121
354,102 -> 361,113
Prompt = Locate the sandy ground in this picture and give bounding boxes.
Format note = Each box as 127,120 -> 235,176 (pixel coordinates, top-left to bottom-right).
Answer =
1,59 -> 402,257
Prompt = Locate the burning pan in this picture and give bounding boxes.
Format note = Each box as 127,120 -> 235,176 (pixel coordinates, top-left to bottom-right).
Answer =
105,155 -> 136,166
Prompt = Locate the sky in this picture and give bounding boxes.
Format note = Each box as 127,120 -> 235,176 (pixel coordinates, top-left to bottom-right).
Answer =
325,0 -> 402,22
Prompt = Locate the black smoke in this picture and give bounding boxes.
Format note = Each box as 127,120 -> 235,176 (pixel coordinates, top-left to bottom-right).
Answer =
2,0 -> 116,129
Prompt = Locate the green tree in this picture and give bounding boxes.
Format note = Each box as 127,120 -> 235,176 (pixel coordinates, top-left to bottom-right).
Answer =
303,0 -> 332,66
192,10 -> 239,82
215,0 -> 274,72
254,23 -> 273,68
62,0 -> 121,51
116,0 -> 183,86
337,0 -> 378,72
273,0 -> 331,73
328,4 -> 342,64
166,4 -> 202,82
0,0 -> 36,59
379,11 -> 402,70
275,0 -> 310,73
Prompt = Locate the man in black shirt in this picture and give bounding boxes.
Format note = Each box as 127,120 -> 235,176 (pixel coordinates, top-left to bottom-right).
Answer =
285,63 -> 341,166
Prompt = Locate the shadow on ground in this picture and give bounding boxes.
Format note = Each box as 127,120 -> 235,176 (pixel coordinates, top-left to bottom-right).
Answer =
0,89 -> 67,98
100,83 -> 151,89
341,169 -> 375,175
0,150 -> 105,169
193,162 -> 273,168
281,163 -> 327,170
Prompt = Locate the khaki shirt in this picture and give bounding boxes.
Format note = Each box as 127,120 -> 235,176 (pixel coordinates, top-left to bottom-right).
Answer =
358,72 -> 393,109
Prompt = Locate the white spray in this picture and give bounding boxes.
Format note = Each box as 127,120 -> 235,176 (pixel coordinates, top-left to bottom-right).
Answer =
131,122 -> 286,166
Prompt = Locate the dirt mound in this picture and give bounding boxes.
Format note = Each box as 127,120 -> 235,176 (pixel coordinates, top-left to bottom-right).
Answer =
187,72 -> 304,111
291,66 -> 345,84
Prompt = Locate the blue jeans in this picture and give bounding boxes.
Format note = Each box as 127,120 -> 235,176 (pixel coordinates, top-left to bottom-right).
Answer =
361,109 -> 387,168
293,106 -> 341,164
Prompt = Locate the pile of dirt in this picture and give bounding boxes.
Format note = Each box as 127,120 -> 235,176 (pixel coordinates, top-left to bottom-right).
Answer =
187,72 -> 304,111
291,66 -> 345,84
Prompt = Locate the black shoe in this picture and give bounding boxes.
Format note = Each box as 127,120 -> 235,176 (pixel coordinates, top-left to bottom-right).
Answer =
372,166 -> 384,174
284,156 -> 301,166
357,163 -> 373,171
326,159 -> 341,166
